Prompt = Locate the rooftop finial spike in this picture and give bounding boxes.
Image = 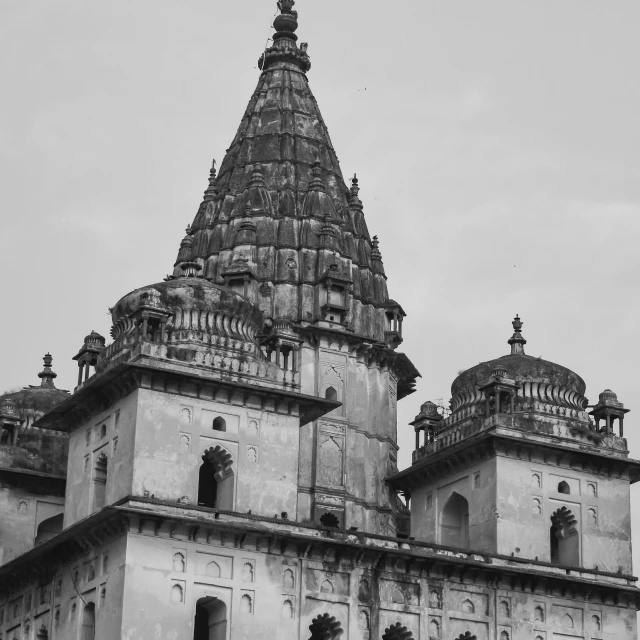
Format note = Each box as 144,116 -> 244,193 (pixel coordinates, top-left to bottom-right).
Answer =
38,352 -> 58,388
203,158 -> 218,201
507,314 -> 527,355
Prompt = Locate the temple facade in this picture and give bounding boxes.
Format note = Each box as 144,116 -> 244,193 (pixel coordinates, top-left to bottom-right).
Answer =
0,2 -> 638,639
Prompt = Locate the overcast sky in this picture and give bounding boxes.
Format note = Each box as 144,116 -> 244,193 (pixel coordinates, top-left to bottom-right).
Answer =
1,0 -> 639,572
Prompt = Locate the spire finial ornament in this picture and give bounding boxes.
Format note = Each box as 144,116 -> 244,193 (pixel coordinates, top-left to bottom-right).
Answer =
259,0 -> 310,72
507,314 -> 527,355
204,158 -> 218,201
38,353 -> 58,388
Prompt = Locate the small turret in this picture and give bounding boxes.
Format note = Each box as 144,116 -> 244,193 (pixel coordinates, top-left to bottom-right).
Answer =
590,389 -> 629,437
73,330 -> 106,387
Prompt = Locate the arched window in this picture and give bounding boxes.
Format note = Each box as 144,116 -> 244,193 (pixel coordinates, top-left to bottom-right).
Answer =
592,614 -> 601,630
500,632 -> 509,640
550,506 -> 579,566
206,561 -> 221,577
440,492 -> 469,548
534,605 -> 545,622
35,513 -> 63,546
382,622 -> 414,640
199,446 -> 234,511
325,387 -> 338,402
308,613 -> 343,640
194,597 -> 227,640
81,602 -> 95,640
557,481 -> 570,494
92,453 -> 108,512
429,619 -> 440,639
212,417 -> 226,432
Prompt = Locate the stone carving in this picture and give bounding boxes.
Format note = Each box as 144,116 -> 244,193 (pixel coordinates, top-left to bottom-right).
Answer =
317,434 -> 344,488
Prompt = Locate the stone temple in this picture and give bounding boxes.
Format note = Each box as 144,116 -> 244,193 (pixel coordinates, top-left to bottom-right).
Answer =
0,2 -> 638,639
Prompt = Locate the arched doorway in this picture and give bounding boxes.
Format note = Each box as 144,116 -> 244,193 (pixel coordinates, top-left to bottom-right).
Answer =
81,602 -> 95,640
193,597 -> 227,640
440,492 -> 469,548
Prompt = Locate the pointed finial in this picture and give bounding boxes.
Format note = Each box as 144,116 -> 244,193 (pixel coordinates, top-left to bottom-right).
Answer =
507,315 -> 527,355
277,0 -> 296,15
38,353 -> 58,388
350,173 -> 360,196
185,224 -> 192,235
203,158 -> 218,201
371,235 -> 382,262
308,161 -> 326,192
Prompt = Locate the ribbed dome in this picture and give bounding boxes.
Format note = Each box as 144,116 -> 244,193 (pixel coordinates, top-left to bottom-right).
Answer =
110,278 -> 263,344
0,354 -> 69,426
449,317 -> 588,416
452,354 -> 586,399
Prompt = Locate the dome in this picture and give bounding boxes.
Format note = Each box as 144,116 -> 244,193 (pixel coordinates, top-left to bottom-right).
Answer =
450,317 -> 588,416
110,277 -> 263,343
0,354 -> 70,427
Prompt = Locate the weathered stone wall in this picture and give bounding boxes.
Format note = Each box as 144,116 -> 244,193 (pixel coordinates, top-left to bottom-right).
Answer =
410,458 -> 498,553
0,486 -> 64,565
408,453 -> 632,574
298,337 -> 398,534
64,391 -> 137,527
495,455 -> 632,573
64,387 -> 302,527
132,388 -> 301,517
0,534 -> 125,639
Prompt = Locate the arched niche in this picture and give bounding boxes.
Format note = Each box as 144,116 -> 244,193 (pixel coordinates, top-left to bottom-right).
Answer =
440,491 -> 469,548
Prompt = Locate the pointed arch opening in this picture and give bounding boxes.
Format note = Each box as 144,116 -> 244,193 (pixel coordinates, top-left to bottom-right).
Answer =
81,602 -> 95,640
550,506 -> 579,566
193,596 -> 227,640
35,513 -> 63,546
198,446 -> 234,510
440,491 -> 469,548
325,386 -> 338,402
557,480 -> 570,494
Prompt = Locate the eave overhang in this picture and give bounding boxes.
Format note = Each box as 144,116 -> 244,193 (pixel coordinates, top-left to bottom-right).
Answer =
34,359 -> 340,433
1,496 -> 637,604
387,428 -> 640,492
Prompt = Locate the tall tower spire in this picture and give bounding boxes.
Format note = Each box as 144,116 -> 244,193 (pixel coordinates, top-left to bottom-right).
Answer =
163,0 -> 420,535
